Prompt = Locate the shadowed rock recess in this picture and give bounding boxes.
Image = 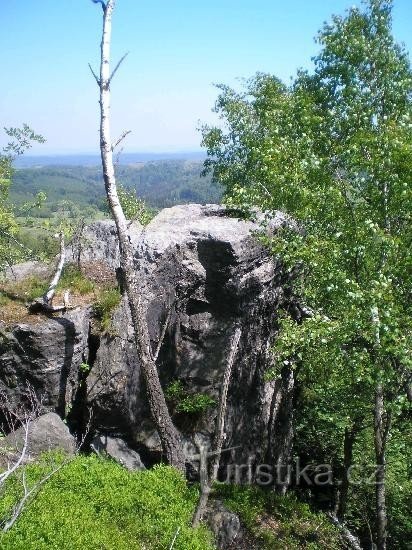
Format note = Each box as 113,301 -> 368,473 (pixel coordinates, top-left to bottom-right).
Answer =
0,205 -> 295,479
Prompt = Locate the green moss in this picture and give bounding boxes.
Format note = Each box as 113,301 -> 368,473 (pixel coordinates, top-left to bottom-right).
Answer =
93,287 -> 122,333
0,454 -> 213,550
216,484 -> 343,549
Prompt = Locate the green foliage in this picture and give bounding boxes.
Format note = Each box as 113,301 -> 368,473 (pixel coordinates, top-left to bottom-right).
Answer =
79,362 -> 91,374
0,125 -> 45,272
165,380 -> 216,414
117,184 -> 154,225
93,287 -> 122,333
202,0 -> 412,544
0,454 -> 213,550
216,484 -> 343,549
57,264 -> 95,295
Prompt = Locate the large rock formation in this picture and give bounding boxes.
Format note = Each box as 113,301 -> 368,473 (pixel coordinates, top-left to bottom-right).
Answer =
0,205 -> 295,480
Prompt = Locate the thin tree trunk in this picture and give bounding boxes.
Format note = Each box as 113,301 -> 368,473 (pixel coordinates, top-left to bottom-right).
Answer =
374,382 -> 390,550
337,424 -> 356,520
95,0 -> 185,471
371,306 -> 389,550
192,327 -> 241,527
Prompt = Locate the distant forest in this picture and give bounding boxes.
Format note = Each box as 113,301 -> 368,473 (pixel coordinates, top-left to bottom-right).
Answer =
10,160 -> 222,219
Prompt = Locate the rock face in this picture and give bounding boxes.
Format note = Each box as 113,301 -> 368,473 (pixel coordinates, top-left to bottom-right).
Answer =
87,205 -> 293,475
0,205 -> 295,479
0,308 -> 91,417
65,220 -> 142,270
205,500 -> 241,549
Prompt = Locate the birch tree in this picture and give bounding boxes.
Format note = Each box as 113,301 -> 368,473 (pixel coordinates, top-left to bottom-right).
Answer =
90,0 -> 185,471
202,1 -> 412,547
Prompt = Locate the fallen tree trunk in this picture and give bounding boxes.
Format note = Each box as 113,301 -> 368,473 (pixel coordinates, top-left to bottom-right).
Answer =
29,232 -> 70,313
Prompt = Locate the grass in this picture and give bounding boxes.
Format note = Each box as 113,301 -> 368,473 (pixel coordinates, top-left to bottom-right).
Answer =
0,454 -> 213,550
57,265 -> 95,295
215,483 -> 344,549
93,286 -> 122,333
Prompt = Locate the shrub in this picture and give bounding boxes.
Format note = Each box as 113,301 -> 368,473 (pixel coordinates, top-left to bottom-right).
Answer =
93,286 -> 121,333
216,484 -> 343,549
0,454 -> 213,550
165,381 -> 216,415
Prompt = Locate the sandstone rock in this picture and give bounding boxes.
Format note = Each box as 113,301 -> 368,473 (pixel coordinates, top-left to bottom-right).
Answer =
88,205 -> 293,474
65,219 -> 142,269
91,434 -> 145,470
0,412 -> 76,464
0,308 -> 91,416
1,205 -> 295,480
205,499 -> 241,549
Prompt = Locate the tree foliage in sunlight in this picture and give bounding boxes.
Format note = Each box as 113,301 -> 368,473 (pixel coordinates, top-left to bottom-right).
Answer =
202,1 -> 412,547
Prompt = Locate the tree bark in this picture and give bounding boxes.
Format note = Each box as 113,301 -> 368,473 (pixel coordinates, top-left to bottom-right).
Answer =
371,306 -> 389,550
374,382 -> 390,550
94,0 -> 185,471
337,424 -> 357,520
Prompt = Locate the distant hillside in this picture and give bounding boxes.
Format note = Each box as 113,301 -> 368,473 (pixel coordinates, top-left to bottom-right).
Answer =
10,160 -> 222,217
14,151 -> 206,168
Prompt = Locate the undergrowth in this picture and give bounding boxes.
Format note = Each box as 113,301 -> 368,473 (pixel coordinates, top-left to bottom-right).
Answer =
0,453 -> 213,550
93,286 -> 122,333
215,483 -> 344,549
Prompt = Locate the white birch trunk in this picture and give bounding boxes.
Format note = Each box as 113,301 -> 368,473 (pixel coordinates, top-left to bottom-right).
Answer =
94,0 -> 185,471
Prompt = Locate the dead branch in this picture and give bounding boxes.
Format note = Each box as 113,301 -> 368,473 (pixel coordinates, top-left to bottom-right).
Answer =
152,305 -> 174,362
88,63 -> 100,86
1,405 -> 92,532
2,460 -> 69,532
168,526 -> 181,550
111,130 -> 131,152
108,52 -> 129,85
29,232 -> 72,313
209,327 -> 241,482
0,385 -> 42,489
192,327 -> 242,527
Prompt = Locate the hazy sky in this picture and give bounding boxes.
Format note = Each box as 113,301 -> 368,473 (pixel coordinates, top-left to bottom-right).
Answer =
1,0 -> 411,155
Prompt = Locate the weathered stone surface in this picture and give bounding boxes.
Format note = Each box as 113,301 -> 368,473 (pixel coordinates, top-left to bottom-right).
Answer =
88,205 -> 293,473
3,260 -> 51,282
91,434 -> 145,470
0,412 -> 76,464
65,220 -> 142,269
206,499 -> 241,549
0,308 -> 91,416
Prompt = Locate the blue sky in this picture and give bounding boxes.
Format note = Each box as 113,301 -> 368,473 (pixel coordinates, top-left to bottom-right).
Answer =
1,0 -> 411,154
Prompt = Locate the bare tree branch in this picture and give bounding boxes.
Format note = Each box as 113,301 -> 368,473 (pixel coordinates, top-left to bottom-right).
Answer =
88,63 -> 100,86
168,526 -> 181,550
111,130 -> 131,152
108,52 -> 129,85
152,305 -> 174,362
